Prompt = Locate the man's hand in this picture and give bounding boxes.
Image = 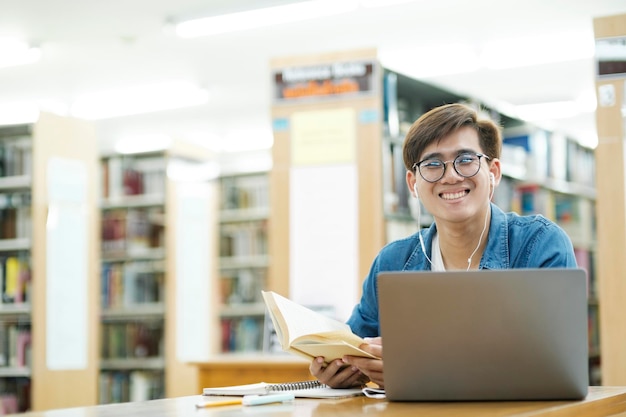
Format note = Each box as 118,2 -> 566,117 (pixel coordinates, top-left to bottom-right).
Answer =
309,357 -> 370,388
343,337 -> 384,388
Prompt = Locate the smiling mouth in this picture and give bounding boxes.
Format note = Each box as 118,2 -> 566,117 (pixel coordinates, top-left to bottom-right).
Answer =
440,190 -> 469,200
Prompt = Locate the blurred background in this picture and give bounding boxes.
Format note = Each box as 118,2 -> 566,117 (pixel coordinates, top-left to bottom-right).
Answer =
1,0 -> 625,154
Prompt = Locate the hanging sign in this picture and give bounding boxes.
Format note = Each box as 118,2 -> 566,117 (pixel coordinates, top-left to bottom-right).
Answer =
595,36 -> 626,79
272,59 -> 378,103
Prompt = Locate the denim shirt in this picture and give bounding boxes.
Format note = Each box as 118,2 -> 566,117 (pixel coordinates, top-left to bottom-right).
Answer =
346,203 -> 577,337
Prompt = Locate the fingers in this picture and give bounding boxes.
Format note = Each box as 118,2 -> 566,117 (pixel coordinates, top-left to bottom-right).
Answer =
344,356 -> 385,389
309,357 -> 369,389
361,343 -> 382,358
361,337 -> 383,358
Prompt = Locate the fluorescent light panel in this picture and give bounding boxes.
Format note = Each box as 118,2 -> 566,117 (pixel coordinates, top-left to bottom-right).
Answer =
360,0 -> 418,7
514,101 -> 581,121
0,101 -> 40,125
70,80 -> 209,120
0,99 -> 67,126
482,32 -> 595,70
0,37 -> 41,69
513,92 -> 596,122
114,134 -> 172,154
175,0 -> 358,38
380,44 -> 481,78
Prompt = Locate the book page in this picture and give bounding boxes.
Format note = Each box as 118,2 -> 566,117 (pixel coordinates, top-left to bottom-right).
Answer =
291,342 -> 378,362
263,291 -> 358,345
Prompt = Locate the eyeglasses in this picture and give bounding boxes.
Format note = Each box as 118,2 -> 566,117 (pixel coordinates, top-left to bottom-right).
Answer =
412,153 -> 491,183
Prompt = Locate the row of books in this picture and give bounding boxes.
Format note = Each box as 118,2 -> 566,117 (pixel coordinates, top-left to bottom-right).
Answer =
574,247 -> 597,297
510,184 -> 595,246
219,269 -> 266,305
99,370 -> 164,404
0,136 -> 31,178
101,208 -> 165,256
101,322 -> 163,360
0,193 -> 30,209
0,193 -> 31,240
381,138 -> 411,218
218,173 -> 270,355
221,174 -> 270,210
0,325 -> 31,368
220,317 -> 264,353
0,256 -> 31,305
219,221 -> 268,258
502,129 -> 595,187
0,130 -> 32,413
101,261 -> 164,308
588,306 -> 600,354
101,156 -> 166,199
0,377 -> 29,413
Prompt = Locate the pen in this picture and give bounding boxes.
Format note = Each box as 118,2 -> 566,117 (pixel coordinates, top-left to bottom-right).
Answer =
195,393 -> 295,408
195,399 -> 243,408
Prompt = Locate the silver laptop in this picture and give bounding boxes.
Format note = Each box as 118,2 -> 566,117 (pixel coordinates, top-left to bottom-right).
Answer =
378,268 -> 589,401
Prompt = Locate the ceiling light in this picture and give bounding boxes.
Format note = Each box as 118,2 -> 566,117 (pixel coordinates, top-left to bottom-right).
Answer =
0,99 -> 67,126
174,0 -> 358,38
0,101 -> 39,125
513,89 -> 597,122
0,37 -> 41,69
380,44 -> 480,78
359,0 -> 417,7
482,32 -> 594,70
70,80 -> 209,120
114,133 -> 173,154
514,100 -> 583,121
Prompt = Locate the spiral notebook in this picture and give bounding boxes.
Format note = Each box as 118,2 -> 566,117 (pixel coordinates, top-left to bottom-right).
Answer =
202,380 -> 364,399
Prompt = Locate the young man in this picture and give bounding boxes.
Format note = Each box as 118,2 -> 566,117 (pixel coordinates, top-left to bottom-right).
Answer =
310,103 -> 577,389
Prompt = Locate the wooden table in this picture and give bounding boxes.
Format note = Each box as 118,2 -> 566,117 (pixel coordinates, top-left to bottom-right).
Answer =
8,386 -> 626,417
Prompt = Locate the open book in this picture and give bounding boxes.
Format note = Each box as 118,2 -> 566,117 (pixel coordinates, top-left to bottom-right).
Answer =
203,380 -> 363,399
261,291 -> 380,363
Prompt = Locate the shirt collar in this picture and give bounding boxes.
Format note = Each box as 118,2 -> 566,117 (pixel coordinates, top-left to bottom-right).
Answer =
414,203 -> 510,270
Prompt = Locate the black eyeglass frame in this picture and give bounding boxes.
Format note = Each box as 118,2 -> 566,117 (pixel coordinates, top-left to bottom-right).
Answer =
412,152 -> 491,183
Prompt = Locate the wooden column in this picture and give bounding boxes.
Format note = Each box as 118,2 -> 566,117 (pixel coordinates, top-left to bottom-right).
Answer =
593,13 -> 626,385
31,112 -> 99,409
269,49 -> 385,315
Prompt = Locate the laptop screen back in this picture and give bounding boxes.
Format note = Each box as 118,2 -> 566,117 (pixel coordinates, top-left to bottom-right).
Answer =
378,269 -> 589,401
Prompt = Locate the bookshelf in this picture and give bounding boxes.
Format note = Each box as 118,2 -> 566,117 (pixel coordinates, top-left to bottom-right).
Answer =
0,113 -> 100,412
496,127 -> 598,384
217,172 -> 270,353
99,141 -> 217,402
0,124 -> 32,413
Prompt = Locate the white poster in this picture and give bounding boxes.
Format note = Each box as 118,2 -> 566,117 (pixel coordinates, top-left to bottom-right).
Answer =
289,165 -> 359,321
46,157 -> 88,370
176,181 -> 214,362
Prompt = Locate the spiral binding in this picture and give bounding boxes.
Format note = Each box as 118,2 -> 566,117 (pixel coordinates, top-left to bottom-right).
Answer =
266,380 -> 324,391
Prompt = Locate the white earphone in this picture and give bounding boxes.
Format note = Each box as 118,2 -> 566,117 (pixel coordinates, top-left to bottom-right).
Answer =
489,172 -> 495,185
